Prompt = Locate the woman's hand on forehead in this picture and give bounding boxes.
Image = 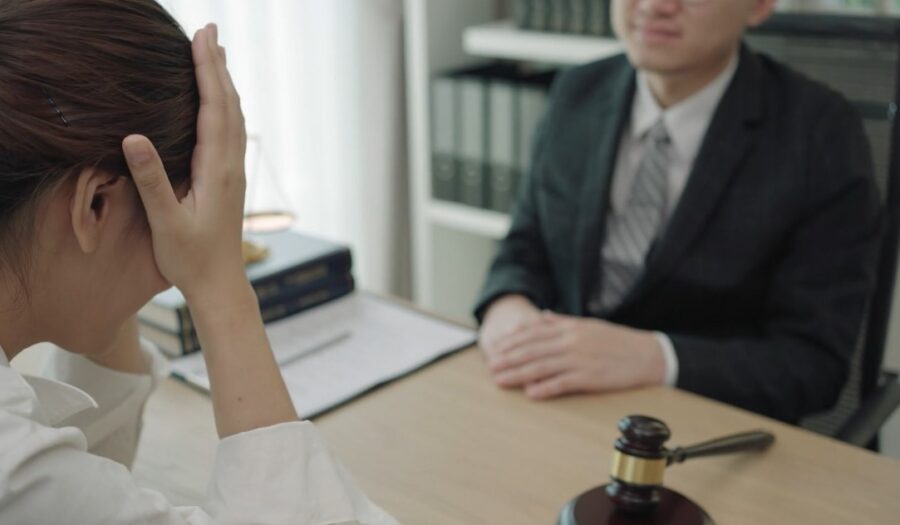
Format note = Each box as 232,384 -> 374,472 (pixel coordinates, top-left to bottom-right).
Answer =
121,23 -> 248,303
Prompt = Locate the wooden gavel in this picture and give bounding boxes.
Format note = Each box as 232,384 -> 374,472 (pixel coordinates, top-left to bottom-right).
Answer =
607,415 -> 774,512
558,415 -> 775,525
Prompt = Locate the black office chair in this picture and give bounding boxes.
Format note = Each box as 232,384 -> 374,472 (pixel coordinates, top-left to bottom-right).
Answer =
747,14 -> 900,449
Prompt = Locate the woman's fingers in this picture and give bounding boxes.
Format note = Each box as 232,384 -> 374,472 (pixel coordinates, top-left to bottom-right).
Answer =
213,45 -> 237,106
189,24 -> 246,195
190,25 -> 227,183
210,33 -> 246,169
121,23 -> 248,297
122,134 -> 180,230
219,47 -> 247,156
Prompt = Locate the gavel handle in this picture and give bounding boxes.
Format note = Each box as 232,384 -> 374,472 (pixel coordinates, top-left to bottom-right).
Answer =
667,430 -> 775,465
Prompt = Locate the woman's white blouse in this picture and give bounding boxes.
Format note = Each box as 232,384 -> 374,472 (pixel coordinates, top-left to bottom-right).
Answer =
0,343 -> 398,525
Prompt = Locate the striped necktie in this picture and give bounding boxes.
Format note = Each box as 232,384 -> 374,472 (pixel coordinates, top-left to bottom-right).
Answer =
596,119 -> 670,313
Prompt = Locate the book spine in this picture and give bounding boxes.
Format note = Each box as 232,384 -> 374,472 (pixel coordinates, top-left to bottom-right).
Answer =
487,78 -> 518,213
549,0 -> 569,33
458,74 -> 489,208
259,275 -> 355,324
148,274 -> 356,355
530,0 -> 549,31
138,253 -> 352,335
431,75 -> 459,202
176,307 -> 193,333
173,328 -> 201,357
512,0 -> 532,29
260,270 -> 353,310
587,0 -> 610,36
569,0 -> 587,34
255,250 -> 352,303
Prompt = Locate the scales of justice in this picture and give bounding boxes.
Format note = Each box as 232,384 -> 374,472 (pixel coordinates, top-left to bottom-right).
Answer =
558,415 -> 775,525
240,134 -> 296,265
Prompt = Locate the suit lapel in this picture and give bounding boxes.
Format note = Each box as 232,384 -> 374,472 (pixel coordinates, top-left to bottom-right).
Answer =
573,62 -> 635,314
618,46 -> 765,310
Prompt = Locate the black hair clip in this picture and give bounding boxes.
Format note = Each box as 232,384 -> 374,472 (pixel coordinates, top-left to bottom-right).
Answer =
43,91 -> 69,127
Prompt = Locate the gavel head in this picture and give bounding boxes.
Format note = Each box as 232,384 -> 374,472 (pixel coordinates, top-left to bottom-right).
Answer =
606,415 -> 671,513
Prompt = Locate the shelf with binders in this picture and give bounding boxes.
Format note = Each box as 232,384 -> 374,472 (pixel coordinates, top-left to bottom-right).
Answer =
463,19 -> 622,66
429,63 -> 556,228
432,16 -> 624,244
427,199 -> 511,240
406,1 -> 627,319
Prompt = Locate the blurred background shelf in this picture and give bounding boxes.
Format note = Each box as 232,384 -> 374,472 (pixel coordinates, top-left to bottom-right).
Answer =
463,20 -> 622,65
427,200 -> 511,240
406,0 -> 498,321
405,1 -> 622,322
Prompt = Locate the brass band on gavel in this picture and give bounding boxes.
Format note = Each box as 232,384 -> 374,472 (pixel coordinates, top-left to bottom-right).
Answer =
609,450 -> 667,486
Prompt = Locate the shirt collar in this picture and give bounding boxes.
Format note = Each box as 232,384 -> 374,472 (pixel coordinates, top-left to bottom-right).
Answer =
631,52 -> 740,162
0,343 -> 98,426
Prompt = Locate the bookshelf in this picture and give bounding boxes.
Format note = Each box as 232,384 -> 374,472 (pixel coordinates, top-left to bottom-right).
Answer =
463,20 -> 622,65
427,200 -> 511,239
404,0 -> 622,320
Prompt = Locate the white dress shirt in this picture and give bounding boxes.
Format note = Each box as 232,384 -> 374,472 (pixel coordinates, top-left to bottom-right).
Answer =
608,53 -> 739,386
0,342 -> 398,525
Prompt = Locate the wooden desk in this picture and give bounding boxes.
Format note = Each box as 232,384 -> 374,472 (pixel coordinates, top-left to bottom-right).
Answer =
133,348 -> 900,524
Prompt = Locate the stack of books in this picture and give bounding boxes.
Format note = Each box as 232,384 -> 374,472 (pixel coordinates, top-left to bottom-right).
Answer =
138,229 -> 354,357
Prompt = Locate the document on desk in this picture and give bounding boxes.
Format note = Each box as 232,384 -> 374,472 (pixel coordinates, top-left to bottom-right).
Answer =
168,293 -> 476,418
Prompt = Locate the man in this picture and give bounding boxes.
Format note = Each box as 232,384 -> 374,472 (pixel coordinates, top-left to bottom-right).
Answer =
475,0 -> 883,423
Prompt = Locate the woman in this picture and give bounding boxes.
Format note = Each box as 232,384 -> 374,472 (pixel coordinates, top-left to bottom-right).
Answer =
0,1 -> 397,523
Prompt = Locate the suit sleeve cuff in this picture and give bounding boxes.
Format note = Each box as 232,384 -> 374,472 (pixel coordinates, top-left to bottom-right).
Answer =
654,332 -> 679,387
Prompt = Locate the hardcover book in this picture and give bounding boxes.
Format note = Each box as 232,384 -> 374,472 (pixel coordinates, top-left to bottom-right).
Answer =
140,272 -> 355,357
138,229 -> 352,334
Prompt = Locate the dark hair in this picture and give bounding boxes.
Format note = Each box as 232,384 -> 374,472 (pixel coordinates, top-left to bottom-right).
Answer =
0,0 -> 198,276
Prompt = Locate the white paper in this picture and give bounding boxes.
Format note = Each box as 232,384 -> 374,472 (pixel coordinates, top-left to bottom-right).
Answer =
168,293 -> 476,418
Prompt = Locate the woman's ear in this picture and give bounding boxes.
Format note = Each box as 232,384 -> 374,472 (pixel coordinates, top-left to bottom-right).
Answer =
70,168 -> 127,254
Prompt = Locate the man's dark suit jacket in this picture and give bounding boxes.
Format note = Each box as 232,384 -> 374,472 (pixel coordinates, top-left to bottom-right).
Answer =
475,45 -> 884,423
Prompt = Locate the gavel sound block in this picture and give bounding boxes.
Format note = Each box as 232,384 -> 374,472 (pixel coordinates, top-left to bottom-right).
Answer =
558,415 -> 775,525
